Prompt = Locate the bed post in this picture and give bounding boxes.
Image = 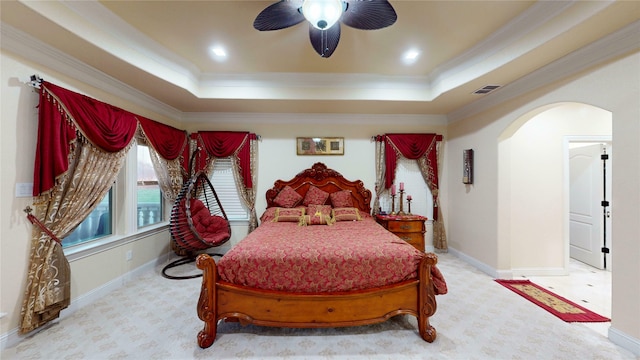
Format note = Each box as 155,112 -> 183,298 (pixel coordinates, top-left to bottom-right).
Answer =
196,254 -> 218,348
418,253 -> 438,342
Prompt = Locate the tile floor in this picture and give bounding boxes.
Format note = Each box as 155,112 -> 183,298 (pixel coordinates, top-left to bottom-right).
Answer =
526,258 -> 612,337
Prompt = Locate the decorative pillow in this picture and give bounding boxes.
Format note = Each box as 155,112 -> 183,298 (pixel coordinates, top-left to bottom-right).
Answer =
302,185 -> 330,206
273,185 -> 303,208
195,216 -> 231,246
298,205 -> 332,226
188,199 -> 230,245
306,204 -> 332,218
332,207 -> 362,221
299,214 -> 332,226
329,190 -> 353,208
260,207 -> 278,223
273,207 -> 305,222
188,199 -> 207,215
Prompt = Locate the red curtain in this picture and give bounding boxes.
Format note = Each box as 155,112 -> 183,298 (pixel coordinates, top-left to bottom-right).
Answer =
34,82 -> 199,195
194,131 -> 256,188
138,117 -> 187,160
33,82 -> 138,195
42,82 -> 137,152
384,133 -> 442,189
138,116 -> 190,179
33,87 -> 77,195
380,133 -> 443,220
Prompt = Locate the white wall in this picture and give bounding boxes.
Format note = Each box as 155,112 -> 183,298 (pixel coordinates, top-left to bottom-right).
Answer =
447,52 -> 640,350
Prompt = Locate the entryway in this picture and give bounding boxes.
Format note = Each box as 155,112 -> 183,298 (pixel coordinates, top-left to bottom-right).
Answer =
499,102 -> 613,336
568,140 -> 613,271
499,102 -> 612,273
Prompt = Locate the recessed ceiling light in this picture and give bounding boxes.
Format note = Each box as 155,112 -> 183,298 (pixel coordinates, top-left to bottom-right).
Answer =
403,49 -> 420,64
210,46 -> 227,60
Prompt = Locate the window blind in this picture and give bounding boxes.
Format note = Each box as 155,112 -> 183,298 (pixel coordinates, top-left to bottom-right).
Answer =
209,157 -> 249,220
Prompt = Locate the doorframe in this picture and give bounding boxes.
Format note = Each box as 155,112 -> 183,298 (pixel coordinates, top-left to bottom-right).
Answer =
563,135 -> 612,272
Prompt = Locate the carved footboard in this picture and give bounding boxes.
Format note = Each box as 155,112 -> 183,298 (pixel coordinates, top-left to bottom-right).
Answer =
195,252 -> 438,348
196,254 -> 218,348
418,252 -> 438,342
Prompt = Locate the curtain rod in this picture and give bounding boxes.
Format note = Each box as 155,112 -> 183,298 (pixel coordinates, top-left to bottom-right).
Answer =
27,74 -> 43,89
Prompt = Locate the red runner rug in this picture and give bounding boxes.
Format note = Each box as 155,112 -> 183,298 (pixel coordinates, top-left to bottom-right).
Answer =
495,279 -> 610,322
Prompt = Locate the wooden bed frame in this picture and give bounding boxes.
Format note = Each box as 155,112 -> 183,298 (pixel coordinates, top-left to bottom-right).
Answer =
195,162 -> 438,348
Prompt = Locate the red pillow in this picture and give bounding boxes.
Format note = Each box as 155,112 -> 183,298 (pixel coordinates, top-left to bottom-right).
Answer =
299,204 -> 333,226
260,207 -> 278,223
299,214 -> 332,226
195,215 -> 230,246
302,185 -> 330,206
330,190 -> 353,208
273,186 -> 303,208
332,207 -> 362,221
273,207 -> 305,222
306,204 -> 332,218
188,199 -> 209,219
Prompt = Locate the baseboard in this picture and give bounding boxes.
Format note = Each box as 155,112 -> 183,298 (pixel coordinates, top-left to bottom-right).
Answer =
0,253 -> 168,352
609,326 -> 640,357
447,247 -> 511,279
511,267 -> 569,277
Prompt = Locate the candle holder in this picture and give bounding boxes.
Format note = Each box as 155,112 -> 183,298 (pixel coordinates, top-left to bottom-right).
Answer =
390,194 -> 396,215
407,197 -> 412,215
397,189 -> 406,216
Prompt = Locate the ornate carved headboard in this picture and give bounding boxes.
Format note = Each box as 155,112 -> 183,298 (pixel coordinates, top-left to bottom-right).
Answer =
265,163 -> 372,214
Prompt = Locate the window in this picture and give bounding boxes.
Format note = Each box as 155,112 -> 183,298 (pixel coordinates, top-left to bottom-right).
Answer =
62,144 -> 168,255
380,158 -> 433,219
209,157 -> 249,220
63,189 -> 112,248
137,145 -> 163,228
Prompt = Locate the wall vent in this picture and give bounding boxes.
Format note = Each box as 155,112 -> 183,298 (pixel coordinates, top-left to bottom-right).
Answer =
473,84 -> 501,95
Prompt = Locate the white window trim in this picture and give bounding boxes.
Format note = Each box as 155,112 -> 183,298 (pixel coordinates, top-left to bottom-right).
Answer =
64,223 -> 167,262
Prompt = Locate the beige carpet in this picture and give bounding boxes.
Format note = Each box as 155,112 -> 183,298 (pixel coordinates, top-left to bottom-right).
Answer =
2,253 -> 635,359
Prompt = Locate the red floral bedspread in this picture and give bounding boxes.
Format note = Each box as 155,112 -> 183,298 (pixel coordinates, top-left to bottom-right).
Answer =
217,217 -> 426,293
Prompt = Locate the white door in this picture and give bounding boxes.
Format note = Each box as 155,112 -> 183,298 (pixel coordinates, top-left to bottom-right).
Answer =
569,144 -> 608,269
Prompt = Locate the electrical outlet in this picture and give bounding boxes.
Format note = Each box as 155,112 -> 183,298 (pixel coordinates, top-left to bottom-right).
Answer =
126,250 -> 132,261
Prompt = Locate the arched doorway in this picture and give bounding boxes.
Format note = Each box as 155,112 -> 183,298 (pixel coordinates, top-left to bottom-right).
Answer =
497,102 -> 612,335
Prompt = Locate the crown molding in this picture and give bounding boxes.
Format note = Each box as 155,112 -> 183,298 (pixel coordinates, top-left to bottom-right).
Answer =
181,112 -> 448,125
0,22 -> 183,121
427,0 -> 576,97
447,20 -> 640,123
4,1 -> 634,122
16,0 -> 612,103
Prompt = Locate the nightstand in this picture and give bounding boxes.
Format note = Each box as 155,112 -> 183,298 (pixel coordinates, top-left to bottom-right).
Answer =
375,215 -> 427,252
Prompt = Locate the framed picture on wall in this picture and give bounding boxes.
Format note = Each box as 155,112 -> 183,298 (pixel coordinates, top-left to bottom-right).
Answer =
297,137 -> 344,155
463,149 -> 474,184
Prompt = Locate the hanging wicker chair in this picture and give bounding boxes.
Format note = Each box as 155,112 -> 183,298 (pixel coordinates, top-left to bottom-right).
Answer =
162,171 -> 231,279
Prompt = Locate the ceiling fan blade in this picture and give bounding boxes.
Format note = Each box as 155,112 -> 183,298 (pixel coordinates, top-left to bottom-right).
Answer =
341,0 -> 397,30
309,24 -> 341,58
254,0 -> 305,31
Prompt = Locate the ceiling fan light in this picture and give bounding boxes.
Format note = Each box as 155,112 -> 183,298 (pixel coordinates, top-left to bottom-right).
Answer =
302,0 -> 343,30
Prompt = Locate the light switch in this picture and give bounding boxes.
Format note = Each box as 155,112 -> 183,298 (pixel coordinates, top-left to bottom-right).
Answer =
15,183 -> 33,198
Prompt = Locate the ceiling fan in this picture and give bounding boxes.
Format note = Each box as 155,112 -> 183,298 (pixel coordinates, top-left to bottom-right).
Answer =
253,0 -> 397,58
